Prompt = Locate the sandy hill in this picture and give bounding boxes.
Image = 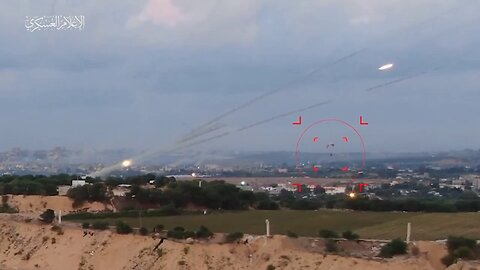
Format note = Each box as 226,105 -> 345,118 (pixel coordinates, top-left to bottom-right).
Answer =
1,216 -> 478,270
5,195 -> 112,214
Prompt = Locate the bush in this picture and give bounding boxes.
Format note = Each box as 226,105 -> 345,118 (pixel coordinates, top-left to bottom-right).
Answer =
446,236 -> 476,253
286,231 -> 298,238
184,231 -> 196,239
325,239 -> 338,253
39,209 -> 55,223
116,221 -> 133,234
81,222 -> 90,229
453,246 -> 474,259
225,232 -> 244,243
319,229 -> 338,239
266,265 -> 276,270
139,227 -> 148,236
167,227 -> 187,239
441,254 -> 456,266
196,225 -> 213,239
342,230 -> 359,240
92,221 -> 109,230
379,239 -> 407,258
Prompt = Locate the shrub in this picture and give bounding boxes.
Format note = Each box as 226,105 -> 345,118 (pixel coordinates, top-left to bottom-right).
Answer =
51,238 -> 56,244
92,221 -> 109,230
81,222 -> 90,229
325,239 -> 338,253
116,221 -> 133,234
39,209 -> 55,223
184,231 -> 196,239
441,254 -> 456,266
183,246 -> 189,255
196,225 -> 213,239
446,236 -> 476,253
225,232 -> 244,243
342,230 -> 359,240
167,227 -> 187,239
139,227 -> 148,236
286,231 -> 298,238
379,239 -> 407,258
178,260 -> 186,266
319,229 -> 338,239
453,246 -> 474,259
266,265 -> 276,270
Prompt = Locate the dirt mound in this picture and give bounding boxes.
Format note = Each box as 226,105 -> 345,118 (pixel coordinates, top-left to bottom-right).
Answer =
0,216 -> 449,270
5,195 -> 112,214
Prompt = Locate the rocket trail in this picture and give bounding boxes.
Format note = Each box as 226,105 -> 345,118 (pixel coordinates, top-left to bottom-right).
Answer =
237,101 -> 332,132
200,49 -> 365,127
365,67 -> 440,92
90,3 -> 469,178
176,122 -> 227,144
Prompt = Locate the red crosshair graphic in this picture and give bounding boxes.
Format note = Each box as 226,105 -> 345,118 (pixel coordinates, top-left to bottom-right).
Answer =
295,118 -> 367,180
292,183 -> 302,192
358,183 -> 369,192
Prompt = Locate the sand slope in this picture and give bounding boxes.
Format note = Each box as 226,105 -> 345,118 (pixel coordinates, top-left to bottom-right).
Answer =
0,217 -> 457,270
6,195 -> 111,214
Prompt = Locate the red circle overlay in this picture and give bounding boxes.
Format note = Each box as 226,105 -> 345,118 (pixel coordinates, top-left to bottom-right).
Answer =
295,118 -> 366,177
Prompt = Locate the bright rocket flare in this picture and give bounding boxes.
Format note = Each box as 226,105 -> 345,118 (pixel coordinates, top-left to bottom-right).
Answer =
378,63 -> 394,71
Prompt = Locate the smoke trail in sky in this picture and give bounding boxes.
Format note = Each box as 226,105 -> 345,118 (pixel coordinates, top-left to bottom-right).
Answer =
89,3 -> 473,178
365,67 -> 440,92
90,65 -> 441,178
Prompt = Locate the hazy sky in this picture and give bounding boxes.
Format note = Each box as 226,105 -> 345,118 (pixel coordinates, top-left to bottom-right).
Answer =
0,0 -> 479,154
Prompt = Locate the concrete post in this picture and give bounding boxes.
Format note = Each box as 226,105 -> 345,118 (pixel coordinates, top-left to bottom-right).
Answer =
406,222 -> 411,243
265,219 -> 270,237
199,180 -> 202,188
58,210 -> 62,224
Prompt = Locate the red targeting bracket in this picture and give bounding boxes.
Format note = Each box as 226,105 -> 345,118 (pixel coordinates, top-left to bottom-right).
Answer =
292,183 -> 302,193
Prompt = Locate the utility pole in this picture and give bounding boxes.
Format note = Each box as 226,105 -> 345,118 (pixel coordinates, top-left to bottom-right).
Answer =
406,222 -> 411,243
265,219 -> 270,237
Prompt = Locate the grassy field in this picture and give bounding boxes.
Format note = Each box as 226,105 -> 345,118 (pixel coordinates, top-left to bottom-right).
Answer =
75,210 -> 480,240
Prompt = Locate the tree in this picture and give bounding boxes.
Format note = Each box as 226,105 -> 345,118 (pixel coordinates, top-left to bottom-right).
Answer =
39,209 -> 55,223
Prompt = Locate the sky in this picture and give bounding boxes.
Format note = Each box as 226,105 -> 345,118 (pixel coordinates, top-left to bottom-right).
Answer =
0,0 -> 479,155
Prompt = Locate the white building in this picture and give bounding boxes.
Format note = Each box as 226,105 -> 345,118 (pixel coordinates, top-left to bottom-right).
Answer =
71,180 -> 86,188
324,186 -> 346,195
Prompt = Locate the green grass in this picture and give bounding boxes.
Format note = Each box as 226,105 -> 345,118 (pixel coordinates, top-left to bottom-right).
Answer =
71,209 -> 480,240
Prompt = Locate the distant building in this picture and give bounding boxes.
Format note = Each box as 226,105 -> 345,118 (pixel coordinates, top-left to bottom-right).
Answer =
323,186 -> 346,195
71,180 -> 86,188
